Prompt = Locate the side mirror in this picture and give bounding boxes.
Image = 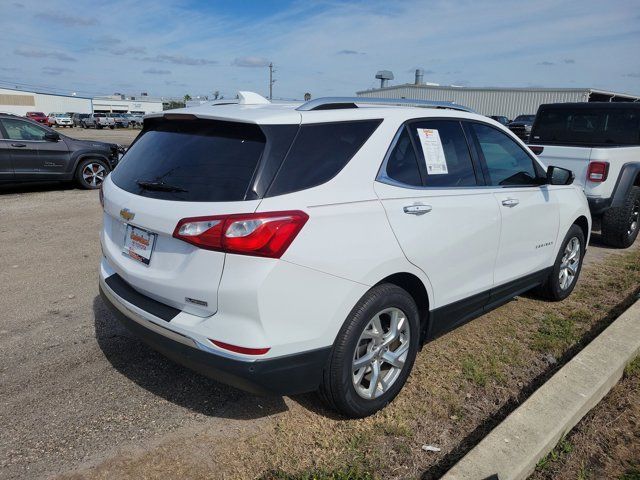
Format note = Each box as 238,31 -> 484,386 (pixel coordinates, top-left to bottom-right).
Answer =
44,131 -> 60,142
547,165 -> 574,185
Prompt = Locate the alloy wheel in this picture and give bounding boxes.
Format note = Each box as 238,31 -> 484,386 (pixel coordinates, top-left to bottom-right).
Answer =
559,236 -> 580,290
82,163 -> 107,187
352,307 -> 410,400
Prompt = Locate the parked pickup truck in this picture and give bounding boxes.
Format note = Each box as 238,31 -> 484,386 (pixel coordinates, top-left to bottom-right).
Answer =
81,113 -> 115,129
529,102 -> 640,248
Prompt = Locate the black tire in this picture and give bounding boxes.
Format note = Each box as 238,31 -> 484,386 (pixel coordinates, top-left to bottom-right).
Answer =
81,121 -> 86,129
319,283 -> 420,418
602,186 -> 640,248
75,158 -> 110,190
537,224 -> 586,301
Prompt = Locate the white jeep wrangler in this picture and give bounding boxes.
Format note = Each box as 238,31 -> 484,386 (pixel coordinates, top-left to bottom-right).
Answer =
530,102 -> 640,248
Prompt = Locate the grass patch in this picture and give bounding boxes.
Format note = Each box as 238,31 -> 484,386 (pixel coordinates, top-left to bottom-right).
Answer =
461,355 -> 488,386
624,356 -> 640,378
261,467 -> 374,480
536,436 -> 573,471
620,466 -> 640,480
531,313 -> 577,355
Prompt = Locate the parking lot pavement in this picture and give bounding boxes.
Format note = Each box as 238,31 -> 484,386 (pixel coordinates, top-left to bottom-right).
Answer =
0,187 -> 287,480
53,126 -> 140,147
0,186 -> 636,479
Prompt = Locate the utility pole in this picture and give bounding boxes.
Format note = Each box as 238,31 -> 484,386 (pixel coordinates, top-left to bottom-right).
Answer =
269,62 -> 275,100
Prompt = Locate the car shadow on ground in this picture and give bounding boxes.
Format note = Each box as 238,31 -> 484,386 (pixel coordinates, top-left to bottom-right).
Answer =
588,232 -> 618,250
0,181 -> 76,195
92,295 -> 288,420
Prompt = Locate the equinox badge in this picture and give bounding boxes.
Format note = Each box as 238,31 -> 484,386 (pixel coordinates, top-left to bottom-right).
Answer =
120,208 -> 135,222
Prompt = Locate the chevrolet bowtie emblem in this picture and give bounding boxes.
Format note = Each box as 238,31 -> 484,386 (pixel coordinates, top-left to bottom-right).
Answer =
120,208 -> 135,221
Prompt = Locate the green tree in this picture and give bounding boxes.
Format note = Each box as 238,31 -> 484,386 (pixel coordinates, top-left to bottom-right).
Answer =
183,94 -> 192,102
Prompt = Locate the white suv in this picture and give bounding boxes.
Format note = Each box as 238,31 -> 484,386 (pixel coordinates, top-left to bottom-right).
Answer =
99,93 -> 591,417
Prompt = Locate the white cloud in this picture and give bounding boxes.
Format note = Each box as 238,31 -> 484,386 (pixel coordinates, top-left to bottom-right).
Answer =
1,0 -> 638,98
142,54 -> 217,66
35,12 -> 98,26
232,56 -> 270,67
143,68 -> 171,75
14,47 -> 76,62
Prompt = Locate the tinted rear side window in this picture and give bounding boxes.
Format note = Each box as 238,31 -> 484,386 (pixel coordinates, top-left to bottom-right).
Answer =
266,120 -> 381,197
111,119 -> 266,202
385,127 -> 422,186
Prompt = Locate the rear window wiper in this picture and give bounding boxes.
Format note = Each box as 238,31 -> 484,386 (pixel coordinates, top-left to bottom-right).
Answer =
136,180 -> 188,193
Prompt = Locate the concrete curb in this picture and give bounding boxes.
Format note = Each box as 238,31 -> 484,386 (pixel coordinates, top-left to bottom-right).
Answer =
442,298 -> 640,480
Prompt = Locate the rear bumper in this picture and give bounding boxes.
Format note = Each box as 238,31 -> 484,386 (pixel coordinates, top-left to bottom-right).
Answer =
98,274 -> 331,396
587,196 -> 612,216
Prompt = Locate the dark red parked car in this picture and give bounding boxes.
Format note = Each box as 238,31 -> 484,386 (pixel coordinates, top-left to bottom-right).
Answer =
25,111 -> 48,124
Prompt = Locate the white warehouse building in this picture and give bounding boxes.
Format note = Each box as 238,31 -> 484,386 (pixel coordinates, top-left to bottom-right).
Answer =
0,87 -> 163,116
357,70 -> 640,119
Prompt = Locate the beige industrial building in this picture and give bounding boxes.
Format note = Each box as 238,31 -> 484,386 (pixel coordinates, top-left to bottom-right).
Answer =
0,87 -> 163,116
357,70 -> 640,119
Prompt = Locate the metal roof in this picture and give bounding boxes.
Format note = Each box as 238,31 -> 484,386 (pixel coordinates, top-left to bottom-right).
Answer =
356,84 -> 640,100
0,85 -> 93,100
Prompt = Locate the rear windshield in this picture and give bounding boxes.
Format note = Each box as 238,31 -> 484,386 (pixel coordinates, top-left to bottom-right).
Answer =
531,107 -> 640,146
110,119 -> 266,202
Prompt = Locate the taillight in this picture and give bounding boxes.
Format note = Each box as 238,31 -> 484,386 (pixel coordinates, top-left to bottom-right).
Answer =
173,210 -> 308,258
587,161 -> 609,182
529,146 -> 544,155
210,339 -> 270,355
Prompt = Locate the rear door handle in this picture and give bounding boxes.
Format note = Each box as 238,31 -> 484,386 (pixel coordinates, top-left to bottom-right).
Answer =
501,198 -> 520,207
11,143 -> 26,148
403,204 -> 432,215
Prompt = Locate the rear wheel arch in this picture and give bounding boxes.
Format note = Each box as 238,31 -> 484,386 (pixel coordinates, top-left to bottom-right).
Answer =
374,272 -> 430,343
73,153 -> 110,173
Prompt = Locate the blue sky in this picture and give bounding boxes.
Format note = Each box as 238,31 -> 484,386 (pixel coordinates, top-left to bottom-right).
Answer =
1,0 -> 639,100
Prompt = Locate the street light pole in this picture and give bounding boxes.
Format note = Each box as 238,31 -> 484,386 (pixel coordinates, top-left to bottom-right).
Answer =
269,62 -> 273,100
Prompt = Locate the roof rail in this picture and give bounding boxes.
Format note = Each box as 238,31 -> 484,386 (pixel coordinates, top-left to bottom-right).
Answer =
296,96 -> 475,113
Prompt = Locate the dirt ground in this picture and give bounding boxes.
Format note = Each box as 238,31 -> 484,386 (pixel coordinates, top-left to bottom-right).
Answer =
530,357 -> 640,480
52,126 -> 140,147
0,182 -> 639,480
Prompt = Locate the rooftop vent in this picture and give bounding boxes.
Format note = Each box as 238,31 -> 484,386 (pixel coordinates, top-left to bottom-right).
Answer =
375,70 -> 394,88
414,69 -> 424,85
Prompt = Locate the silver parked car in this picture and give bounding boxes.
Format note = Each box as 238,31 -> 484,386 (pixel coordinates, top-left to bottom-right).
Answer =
81,113 -> 115,129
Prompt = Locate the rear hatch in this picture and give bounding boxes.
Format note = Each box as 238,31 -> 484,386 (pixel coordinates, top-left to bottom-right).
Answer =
101,117 -> 278,317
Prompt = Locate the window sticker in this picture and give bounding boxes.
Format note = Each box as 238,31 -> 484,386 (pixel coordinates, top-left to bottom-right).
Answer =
416,128 -> 448,175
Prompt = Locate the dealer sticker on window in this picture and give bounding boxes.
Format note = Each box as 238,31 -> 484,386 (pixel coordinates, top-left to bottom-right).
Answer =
417,128 -> 448,175
122,225 -> 157,265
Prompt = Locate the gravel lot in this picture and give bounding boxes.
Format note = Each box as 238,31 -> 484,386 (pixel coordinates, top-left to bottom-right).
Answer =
0,174 -> 636,479
0,187 -> 285,480
52,126 -> 140,147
